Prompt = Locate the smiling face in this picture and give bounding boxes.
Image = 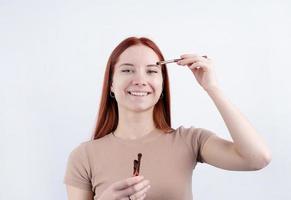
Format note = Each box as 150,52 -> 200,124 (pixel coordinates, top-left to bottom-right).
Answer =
110,45 -> 163,113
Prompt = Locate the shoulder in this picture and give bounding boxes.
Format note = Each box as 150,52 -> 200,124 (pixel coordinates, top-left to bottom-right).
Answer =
172,125 -> 216,145
166,125 -> 198,144
67,141 -> 90,163
172,125 -> 201,137
69,134 -> 112,158
174,125 -> 216,135
76,134 -> 112,149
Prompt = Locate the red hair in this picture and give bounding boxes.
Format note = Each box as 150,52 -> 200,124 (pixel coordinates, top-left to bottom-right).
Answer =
92,37 -> 174,140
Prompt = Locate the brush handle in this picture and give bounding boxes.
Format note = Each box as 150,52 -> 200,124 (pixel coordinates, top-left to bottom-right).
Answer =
157,55 -> 208,65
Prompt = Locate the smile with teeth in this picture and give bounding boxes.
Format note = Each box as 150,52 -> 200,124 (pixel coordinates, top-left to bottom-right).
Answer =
128,91 -> 151,97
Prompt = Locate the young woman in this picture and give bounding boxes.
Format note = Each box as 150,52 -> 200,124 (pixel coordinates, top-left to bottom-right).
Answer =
64,37 -> 271,200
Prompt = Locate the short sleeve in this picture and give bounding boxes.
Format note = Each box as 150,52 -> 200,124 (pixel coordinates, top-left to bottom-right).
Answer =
63,143 -> 92,191
180,126 -> 216,163
194,128 -> 216,163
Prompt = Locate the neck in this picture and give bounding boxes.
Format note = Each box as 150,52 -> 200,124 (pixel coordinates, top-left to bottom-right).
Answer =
113,108 -> 157,139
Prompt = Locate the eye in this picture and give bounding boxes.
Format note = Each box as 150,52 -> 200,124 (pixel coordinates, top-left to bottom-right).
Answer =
147,70 -> 158,74
121,69 -> 132,73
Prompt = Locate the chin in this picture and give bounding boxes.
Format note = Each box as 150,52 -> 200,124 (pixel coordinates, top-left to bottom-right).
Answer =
127,104 -> 155,112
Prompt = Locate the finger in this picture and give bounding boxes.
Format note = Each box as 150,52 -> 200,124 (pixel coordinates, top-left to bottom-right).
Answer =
114,175 -> 144,190
120,197 -> 130,200
119,179 -> 150,197
189,62 -> 208,70
180,54 -> 199,58
177,57 -> 202,66
132,184 -> 151,199
137,193 -> 146,200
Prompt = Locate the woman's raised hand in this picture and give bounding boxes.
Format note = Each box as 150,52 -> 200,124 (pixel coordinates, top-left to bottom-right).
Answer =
177,54 -> 219,91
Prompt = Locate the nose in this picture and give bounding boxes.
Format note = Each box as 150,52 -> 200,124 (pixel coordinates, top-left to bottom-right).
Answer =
131,71 -> 147,86
132,79 -> 147,86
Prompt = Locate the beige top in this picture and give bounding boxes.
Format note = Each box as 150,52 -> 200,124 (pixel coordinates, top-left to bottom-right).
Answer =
63,125 -> 215,200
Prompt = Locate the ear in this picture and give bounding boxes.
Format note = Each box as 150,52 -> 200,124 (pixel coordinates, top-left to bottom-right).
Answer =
110,83 -> 114,92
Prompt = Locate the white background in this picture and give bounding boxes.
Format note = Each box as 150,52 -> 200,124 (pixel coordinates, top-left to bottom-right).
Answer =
1,0 -> 290,199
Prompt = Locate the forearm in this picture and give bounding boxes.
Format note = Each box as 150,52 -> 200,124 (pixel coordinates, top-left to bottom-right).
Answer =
205,86 -> 271,166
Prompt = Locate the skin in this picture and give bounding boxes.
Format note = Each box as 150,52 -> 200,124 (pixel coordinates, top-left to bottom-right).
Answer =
66,175 -> 150,200
66,45 -> 158,200
66,45 -> 272,200
110,44 -> 164,140
111,46 -> 271,171
177,54 -> 271,171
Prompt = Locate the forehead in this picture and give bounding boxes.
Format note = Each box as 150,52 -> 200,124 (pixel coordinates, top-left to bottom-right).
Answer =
117,45 -> 160,64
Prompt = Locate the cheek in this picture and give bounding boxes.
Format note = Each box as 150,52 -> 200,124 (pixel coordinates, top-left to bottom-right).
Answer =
112,75 -> 129,88
152,77 -> 163,92
112,83 -> 126,97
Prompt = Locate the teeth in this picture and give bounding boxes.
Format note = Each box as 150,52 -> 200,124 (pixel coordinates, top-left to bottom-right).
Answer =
128,91 -> 149,96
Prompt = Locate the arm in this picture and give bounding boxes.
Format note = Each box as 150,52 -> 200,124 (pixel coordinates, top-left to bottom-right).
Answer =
201,87 -> 271,170
177,54 -> 271,171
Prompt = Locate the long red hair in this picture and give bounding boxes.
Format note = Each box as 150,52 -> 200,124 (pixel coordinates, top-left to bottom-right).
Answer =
92,37 -> 174,140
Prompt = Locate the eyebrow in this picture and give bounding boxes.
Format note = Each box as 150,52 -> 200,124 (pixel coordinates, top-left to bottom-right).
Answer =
119,63 -> 160,68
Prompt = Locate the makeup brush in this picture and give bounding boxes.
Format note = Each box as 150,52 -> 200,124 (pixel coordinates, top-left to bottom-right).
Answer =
137,153 -> 142,174
156,58 -> 183,65
156,55 -> 208,65
133,153 -> 143,176
133,160 -> 138,176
